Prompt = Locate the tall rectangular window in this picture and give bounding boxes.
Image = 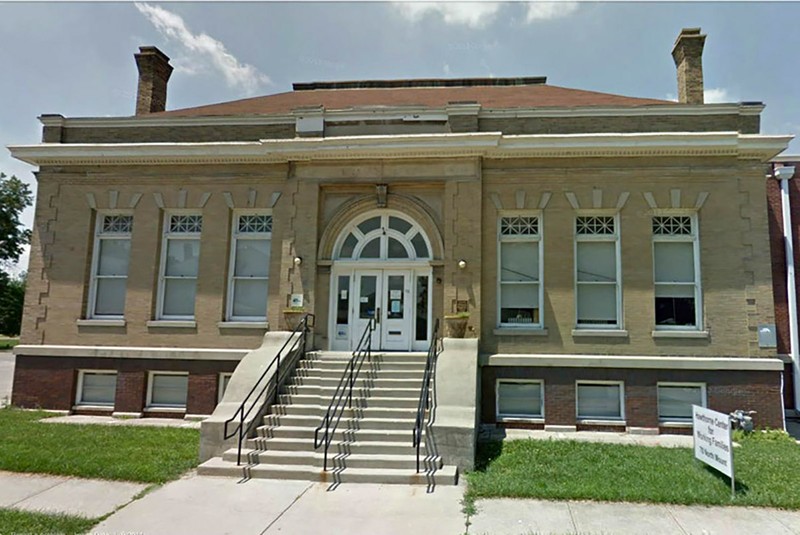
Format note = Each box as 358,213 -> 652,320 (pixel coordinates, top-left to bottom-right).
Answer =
158,213 -> 202,320
653,215 -> 701,329
498,214 -> 542,328
88,214 -> 133,318
227,212 -> 272,321
575,215 -> 620,328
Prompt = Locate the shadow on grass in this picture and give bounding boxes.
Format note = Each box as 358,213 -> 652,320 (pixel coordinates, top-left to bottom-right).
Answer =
701,463 -> 749,495
474,440 -> 504,472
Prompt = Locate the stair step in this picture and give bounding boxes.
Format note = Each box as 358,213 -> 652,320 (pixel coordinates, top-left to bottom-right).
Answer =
269,404 -> 421,419
293,368 -> 425,379
246,437 -> 426,455
256,425 -> 417,441
220,448 -> 442,470
198,457 -> 457,485
289,377 -> 424,389
263,414 -> 417,430
284,385 -> 421,398
279,394 -> 419,409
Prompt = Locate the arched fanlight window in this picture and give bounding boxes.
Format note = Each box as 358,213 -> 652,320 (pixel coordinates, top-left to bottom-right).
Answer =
335,213 -> 432,260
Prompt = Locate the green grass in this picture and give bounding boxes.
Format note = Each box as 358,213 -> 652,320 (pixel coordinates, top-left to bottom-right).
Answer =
0,508 -> 98,535
0,337 -> 18,350
467,432 -> 800,509
0,407 -> 199,483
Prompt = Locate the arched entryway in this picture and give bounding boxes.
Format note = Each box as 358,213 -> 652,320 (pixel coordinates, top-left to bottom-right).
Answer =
329,210 -> 433,351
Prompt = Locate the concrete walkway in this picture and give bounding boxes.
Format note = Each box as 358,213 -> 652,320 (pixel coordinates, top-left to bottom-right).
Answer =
0,470 -> 147,519
0,351 -> 14,407
42,414 -> 202,429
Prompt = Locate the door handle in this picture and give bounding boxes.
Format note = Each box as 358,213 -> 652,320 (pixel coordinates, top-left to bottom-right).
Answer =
376,307 -> 381,324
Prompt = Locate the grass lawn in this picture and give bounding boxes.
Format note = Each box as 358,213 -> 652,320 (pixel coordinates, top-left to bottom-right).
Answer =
0,508 -> 98,535
467,432 -> 800,509
0,337 -> 18,350
0,408 -> 200,484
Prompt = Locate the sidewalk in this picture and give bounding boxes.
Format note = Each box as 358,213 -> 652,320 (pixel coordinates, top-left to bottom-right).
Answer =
0,351 -> 14,407
0,470 -> 147,519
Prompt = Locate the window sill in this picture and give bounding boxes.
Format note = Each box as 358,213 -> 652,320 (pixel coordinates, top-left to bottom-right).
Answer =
659,420 -> 693,428
652,330 -> 709,339
72,404 -> 114,411
572,329 -> 628,338
217,321 -> 268,330
577,419 -> 627,426
146,320 -> 197,329
77,319 -> 126,327
497,416 -> 545,424
144,406 -> 186,413
494,328 -> 548,337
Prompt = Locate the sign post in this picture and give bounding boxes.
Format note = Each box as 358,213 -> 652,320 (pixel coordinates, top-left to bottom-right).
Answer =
692,405 -> 735,499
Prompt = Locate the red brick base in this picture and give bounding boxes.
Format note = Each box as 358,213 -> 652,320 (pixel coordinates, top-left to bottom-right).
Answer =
481,365 -> 784,431
12,356 -> 237,416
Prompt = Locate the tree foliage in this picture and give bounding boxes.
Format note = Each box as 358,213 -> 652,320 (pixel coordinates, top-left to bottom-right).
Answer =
0,173 -> 33,265
0,272 -> 25,336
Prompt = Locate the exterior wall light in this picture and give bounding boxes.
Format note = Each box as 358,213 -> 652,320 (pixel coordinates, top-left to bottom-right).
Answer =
293,256 -> 303,266
457,259 -> 467,269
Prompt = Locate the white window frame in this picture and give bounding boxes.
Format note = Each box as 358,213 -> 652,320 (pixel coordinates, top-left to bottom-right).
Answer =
218,372 -> 233,404
87,211 -> 133,319
146,371 -> 189,409
652,211 -> 703,331
157,211 -> 203,321
497,211 -> 544,329
574,212 -> 622,330
76,369 -> 118,407
657,382 -> 707,423
576,380 -> 625,421
226,210 -> 272,322
495,379 -> 545,421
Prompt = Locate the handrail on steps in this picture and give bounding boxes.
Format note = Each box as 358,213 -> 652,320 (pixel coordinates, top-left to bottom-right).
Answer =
313,317 -> 375,471
224,314 -> 315,466
412,319 -> 441,473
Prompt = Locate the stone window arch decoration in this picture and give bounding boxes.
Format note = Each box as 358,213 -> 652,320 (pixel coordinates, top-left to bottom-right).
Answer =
334,211 -> 432,261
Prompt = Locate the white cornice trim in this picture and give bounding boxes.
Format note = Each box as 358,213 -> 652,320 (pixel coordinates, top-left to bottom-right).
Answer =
40,115 -> 296,128
13,344 -> 249,361
8,132 -> 793,166
484,353 -> 784,371
480,103 -> 764,118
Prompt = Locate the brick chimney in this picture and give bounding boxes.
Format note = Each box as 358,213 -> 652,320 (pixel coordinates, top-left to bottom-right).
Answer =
671,28 -> 706,105
134,46 -> 173,115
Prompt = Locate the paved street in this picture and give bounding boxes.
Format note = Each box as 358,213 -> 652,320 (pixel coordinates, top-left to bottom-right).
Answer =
0,351 -> 14,407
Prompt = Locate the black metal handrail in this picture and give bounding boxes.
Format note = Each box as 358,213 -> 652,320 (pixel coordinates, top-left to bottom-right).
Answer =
224,314 -> 314,465
413,319 -> 441,473
314,317 -> 375,471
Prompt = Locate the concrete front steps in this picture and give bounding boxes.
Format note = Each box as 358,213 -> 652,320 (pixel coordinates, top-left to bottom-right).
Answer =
198,351 -> 458,486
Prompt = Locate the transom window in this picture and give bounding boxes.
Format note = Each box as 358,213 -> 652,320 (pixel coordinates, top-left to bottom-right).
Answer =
498,214 -> 543,328
652,214 -> 701,329
334,212 -> 431,261
575,214 -> 621,329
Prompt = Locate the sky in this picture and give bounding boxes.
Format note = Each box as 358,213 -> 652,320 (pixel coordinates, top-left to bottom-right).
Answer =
1,1 -> 799,274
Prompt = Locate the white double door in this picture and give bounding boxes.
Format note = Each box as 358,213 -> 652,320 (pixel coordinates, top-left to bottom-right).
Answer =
352,270 -> 412,351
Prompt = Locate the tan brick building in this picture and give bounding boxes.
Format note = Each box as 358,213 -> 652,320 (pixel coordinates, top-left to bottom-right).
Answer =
8,28 -> 793,437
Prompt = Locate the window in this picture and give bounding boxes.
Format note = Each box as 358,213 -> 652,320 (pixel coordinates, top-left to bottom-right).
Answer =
334,212 -> 431,260
653,215 -> 701,329
496,380 -> 544,420
147,372 -> 189,408
498,214 -> 542,327
157,213 -> 202,320
77,371 -> 117,406
658,383 -> 706,421
575,215 -> 620,328
218,373 -> 232,404
576,381 -> 624,420
88,214 -> 133,318
227,212 -> 272,321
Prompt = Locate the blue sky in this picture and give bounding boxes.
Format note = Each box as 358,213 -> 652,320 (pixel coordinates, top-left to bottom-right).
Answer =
2,1 -> 799,273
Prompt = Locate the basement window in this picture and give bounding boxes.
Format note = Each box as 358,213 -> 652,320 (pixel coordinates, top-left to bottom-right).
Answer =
576,381 -> 624,420
496,380 -> 544,420
77,371 -> 117,406
657,383 -> 706,422
147,372 -> 189,408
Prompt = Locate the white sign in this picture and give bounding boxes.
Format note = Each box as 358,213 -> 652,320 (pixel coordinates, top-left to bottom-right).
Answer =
692,405 -> 733,478
290,294 -> 304,308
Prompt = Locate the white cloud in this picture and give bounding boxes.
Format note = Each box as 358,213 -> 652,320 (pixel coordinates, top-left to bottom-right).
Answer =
443,63 -> 452,75
525,1 -> 579,23
134,3 -> 270,95
392,2 -> 504,28
704,87 -> 733,104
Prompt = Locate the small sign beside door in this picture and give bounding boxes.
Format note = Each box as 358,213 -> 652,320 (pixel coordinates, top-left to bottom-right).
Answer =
290,294 -> 304,308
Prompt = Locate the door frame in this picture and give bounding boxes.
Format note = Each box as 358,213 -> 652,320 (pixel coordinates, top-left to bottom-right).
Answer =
329,261 -> 433,352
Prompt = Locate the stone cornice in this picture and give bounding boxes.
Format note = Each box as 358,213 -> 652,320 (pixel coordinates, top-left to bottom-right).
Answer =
8,132 -> 793,166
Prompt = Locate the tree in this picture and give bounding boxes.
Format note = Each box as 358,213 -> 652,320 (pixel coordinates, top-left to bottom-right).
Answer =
0,173 -> 33,265
0,173 -> 33,337
0,272 -> 25,336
